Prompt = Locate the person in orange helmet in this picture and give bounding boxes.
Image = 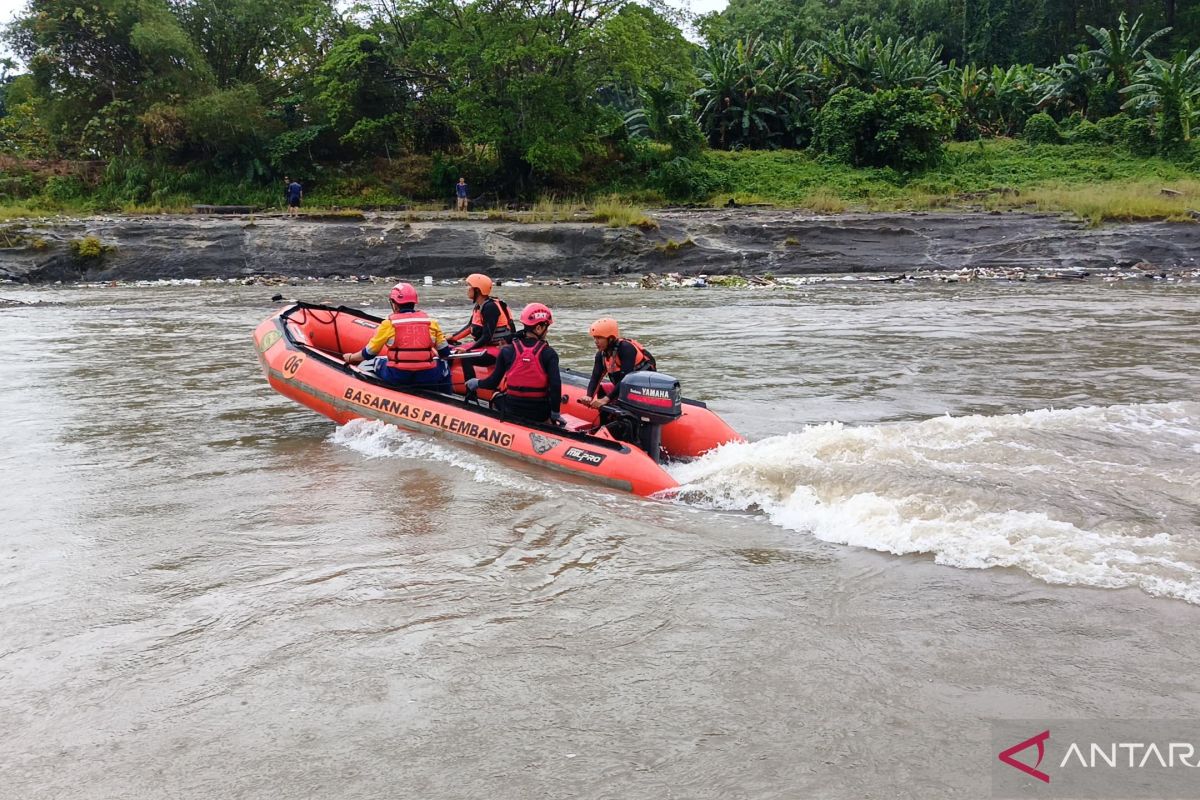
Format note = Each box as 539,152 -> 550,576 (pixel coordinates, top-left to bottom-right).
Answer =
582,317 -> 656,409
447,273 -> 514,351
343,282 -> 452,391
468,303 -> 564,426
447,272 -> 515,381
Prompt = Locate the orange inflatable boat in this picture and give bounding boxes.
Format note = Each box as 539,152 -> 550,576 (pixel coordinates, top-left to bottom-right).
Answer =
253,302 -> 743,496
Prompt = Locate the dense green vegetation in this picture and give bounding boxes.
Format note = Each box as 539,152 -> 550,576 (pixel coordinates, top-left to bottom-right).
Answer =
0,0 -> 1198,219
701,0 -> 1198,67
695,140 -> 1200,221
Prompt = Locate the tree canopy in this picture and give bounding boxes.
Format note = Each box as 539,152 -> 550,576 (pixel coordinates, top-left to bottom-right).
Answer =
1,0 -> 1199,195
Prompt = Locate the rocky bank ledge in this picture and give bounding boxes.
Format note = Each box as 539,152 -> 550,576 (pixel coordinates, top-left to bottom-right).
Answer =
2,208 -> 1198,284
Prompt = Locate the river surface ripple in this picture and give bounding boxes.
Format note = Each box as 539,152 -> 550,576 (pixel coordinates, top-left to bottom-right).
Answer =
1,280 -> 1198,799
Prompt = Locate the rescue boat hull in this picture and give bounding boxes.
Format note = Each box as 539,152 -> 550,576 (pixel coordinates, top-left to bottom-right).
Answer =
253,302 -> 743,496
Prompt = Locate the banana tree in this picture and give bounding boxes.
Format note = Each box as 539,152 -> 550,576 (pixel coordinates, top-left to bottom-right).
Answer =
695,42 -> 742,148
872,34 -> 947,91
986,64 -> 1039,136
762,37 -> 821,146
1087,13 -> 1173,89
1121,48 -> 1200,144
1038,51 -> 1102,117
820,28 -> 946,94
938,62 -> 987,138
695,38 -> 791,149
623,82 -> 688,140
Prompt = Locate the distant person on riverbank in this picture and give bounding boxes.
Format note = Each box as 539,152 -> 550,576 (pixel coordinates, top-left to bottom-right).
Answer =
467,303 -> 563,426
342,282 -> 451,391
455,177 -> 469,211
583,318 -> 657,409
286,178 -> 303,216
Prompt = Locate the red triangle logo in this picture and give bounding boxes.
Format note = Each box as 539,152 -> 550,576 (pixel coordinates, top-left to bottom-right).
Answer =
998,730 -> 1051,783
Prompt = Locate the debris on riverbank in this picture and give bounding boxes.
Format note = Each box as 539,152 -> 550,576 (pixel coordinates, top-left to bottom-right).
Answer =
8,261 -> 1197,295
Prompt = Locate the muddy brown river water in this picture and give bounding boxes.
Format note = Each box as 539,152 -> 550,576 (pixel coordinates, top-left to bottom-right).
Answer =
1,279 -> 1198,799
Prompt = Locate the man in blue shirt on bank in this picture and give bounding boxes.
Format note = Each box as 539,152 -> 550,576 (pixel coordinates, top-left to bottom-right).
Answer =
455,176 -> 469,211
286,178 -> 303,217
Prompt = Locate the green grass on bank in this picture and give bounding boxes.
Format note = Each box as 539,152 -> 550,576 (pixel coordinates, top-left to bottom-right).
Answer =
0,203 -> 47,220
475,195 -> 656,226
694,140 -> 1200,222
1,140 -> 1199,225
1013,181 -> 1200,224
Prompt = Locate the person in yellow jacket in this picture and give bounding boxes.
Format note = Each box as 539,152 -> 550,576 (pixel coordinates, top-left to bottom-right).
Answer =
343,282 -> 451,391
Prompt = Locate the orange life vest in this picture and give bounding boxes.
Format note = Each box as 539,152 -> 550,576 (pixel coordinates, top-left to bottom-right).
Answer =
501,339 -> 549,399
603,338 -> 655,377
469,297 -> 514,344
385,311 -> 437,371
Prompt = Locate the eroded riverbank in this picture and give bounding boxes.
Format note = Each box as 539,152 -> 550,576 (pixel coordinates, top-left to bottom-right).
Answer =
2,208 -> 1199,284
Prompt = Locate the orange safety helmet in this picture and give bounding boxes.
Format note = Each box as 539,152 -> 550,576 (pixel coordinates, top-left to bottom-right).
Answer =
520,302 -> 553,327
389,282 -> 419,305
589,318 -> 619,339
465,273 -> 493,297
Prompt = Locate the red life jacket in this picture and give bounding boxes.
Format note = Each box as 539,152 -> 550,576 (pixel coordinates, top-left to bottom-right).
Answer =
385,311 -> 437,371
603,338 -> 655,377
469,297 -> 514,344
501,339 -> 549,399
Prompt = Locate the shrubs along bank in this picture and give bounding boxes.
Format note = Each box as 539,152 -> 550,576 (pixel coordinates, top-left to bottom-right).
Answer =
3,139 -> 1199,227
0,1 -> 1195,227
2,0 -> 1200,210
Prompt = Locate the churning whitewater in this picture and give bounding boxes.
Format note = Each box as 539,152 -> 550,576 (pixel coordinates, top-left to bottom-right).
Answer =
670,401 -> 1200,604
330,418 -> 541,492
331,401 -> 1200,605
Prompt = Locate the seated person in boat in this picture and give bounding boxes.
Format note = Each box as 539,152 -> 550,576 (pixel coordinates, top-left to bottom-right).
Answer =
342,282 -> 451,391
466,303 -> 564,426
446,273 -> 515,381
582,318 -> 657,410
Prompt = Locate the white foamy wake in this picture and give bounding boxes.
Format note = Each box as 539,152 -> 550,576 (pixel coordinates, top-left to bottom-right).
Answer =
328,418 -> 535,491
671,403 -> 1200,604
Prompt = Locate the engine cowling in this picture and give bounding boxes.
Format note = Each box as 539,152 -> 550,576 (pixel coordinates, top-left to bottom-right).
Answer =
615,372 -> 682,425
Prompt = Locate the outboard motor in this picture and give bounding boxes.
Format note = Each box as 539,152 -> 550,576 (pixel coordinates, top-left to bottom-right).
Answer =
609,372 -> 683,462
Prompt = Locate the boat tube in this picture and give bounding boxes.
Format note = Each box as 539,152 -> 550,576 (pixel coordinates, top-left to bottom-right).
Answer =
253,302 -> 743,496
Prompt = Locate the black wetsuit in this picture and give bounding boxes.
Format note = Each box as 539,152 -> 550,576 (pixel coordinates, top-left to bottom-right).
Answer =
453,298 -> 512,380
477,334 -> 562,423
587,339 -> 649,398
